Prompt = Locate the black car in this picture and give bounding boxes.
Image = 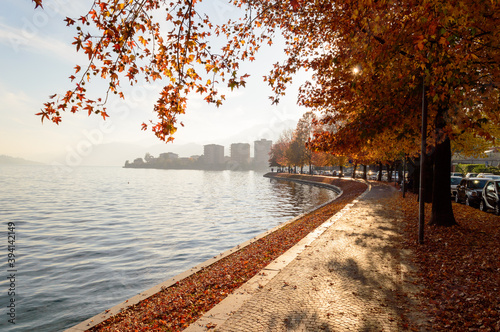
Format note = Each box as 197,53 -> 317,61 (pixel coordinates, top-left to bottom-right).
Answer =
455,178 -> 489,207
480,179 -> 500,215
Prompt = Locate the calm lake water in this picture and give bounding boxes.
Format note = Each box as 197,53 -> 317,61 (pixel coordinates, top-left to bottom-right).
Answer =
0,165 -> 337,331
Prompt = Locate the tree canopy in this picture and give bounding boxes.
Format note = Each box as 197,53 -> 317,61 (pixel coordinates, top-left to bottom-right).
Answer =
34,0 -> 278,142
32,0 -> 500,145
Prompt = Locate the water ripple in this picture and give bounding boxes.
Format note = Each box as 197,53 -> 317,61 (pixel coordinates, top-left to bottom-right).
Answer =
0,166 -> 337,331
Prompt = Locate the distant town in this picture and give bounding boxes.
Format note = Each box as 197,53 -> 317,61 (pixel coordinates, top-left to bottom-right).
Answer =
124,139 -> 273,171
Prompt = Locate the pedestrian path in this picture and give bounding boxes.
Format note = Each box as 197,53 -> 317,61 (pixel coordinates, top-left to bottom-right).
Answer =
185,182 -> 426,331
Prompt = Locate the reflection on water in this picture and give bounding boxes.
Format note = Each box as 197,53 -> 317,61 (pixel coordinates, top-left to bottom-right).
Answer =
269,179 -> 335,213
0,166 -> 337,331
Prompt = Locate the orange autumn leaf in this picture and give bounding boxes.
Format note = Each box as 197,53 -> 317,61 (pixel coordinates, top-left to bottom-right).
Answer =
32,0 -> 43,9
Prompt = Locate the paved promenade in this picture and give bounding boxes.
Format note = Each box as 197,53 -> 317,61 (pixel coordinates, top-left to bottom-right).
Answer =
185,182 -> 426,331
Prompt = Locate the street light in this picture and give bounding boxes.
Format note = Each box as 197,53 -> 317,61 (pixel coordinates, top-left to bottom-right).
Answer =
419,76 -> 427,244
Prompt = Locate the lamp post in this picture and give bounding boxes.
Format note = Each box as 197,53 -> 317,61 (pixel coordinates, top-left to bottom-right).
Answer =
418,76 -> 427,244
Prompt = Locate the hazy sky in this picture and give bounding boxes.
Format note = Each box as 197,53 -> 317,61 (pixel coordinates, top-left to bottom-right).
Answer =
0,0 -> 309,165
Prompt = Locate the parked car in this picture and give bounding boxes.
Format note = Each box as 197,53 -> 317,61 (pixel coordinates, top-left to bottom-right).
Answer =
480,179 -> 500,215
450,176 -> 463,199
450,172 -> 462,177
478,174 -> 500,180
455,177 -> 489,207
465,173 -> 478,178
376,171 -> 388,181
477,173 -> 495,178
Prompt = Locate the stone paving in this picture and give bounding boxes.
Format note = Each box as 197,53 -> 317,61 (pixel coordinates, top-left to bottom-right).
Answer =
186,181 -> 427,332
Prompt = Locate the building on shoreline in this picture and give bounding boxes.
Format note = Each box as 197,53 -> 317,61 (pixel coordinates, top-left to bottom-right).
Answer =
124,140 -> 273,171
254,139 -> 273,170
159,152 -> 179,160
203,144 -> 225,170
230,143 -> 250,169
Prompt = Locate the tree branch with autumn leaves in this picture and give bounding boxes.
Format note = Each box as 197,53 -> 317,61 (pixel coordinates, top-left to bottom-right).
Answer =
33,0 -> 280,142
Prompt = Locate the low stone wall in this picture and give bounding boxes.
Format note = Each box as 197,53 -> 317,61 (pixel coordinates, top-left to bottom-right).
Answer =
264,173 -> 343,194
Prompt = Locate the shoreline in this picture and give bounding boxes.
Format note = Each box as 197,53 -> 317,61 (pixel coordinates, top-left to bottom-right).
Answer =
66,174 -> 368,332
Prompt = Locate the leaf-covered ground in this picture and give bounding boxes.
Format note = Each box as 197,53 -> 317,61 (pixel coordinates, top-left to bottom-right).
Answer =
89,176 -> 367,331
88,177 -> 500,332
397,191 -> 500,331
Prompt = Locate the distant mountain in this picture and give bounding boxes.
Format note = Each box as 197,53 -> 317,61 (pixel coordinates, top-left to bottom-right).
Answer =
39,142 -> 205,167
0,155 -> 44,165
143,142 -> 204,158
14,124 -> 291,167
218,120 -> 296,147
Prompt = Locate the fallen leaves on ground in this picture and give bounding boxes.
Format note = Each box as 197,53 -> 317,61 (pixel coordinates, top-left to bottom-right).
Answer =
89,175 -> 367,331
397,191 -> 500,331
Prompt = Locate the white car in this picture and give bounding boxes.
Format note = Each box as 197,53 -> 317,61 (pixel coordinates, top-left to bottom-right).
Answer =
477,173 -> 495,178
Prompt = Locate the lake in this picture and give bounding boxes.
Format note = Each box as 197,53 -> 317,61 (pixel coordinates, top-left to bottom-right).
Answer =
0,165 -> 337,331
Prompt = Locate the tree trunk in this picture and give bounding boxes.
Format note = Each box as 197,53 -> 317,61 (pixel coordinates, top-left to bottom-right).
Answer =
352,162 -> 358,179
387,163 -> 394,182
429,105 -> 456,226
362,165 -> 367,179
377,162 -> 382,181
429,135 -> 457,226
339,165 -> 343,178
398,166 -> 403,187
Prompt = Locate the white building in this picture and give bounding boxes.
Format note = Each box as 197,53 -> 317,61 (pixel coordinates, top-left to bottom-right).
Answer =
254,139 -> 272,169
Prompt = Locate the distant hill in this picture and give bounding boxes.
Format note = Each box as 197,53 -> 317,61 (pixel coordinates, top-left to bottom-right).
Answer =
62,142 -> 205,166
0,155 -> 44,165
